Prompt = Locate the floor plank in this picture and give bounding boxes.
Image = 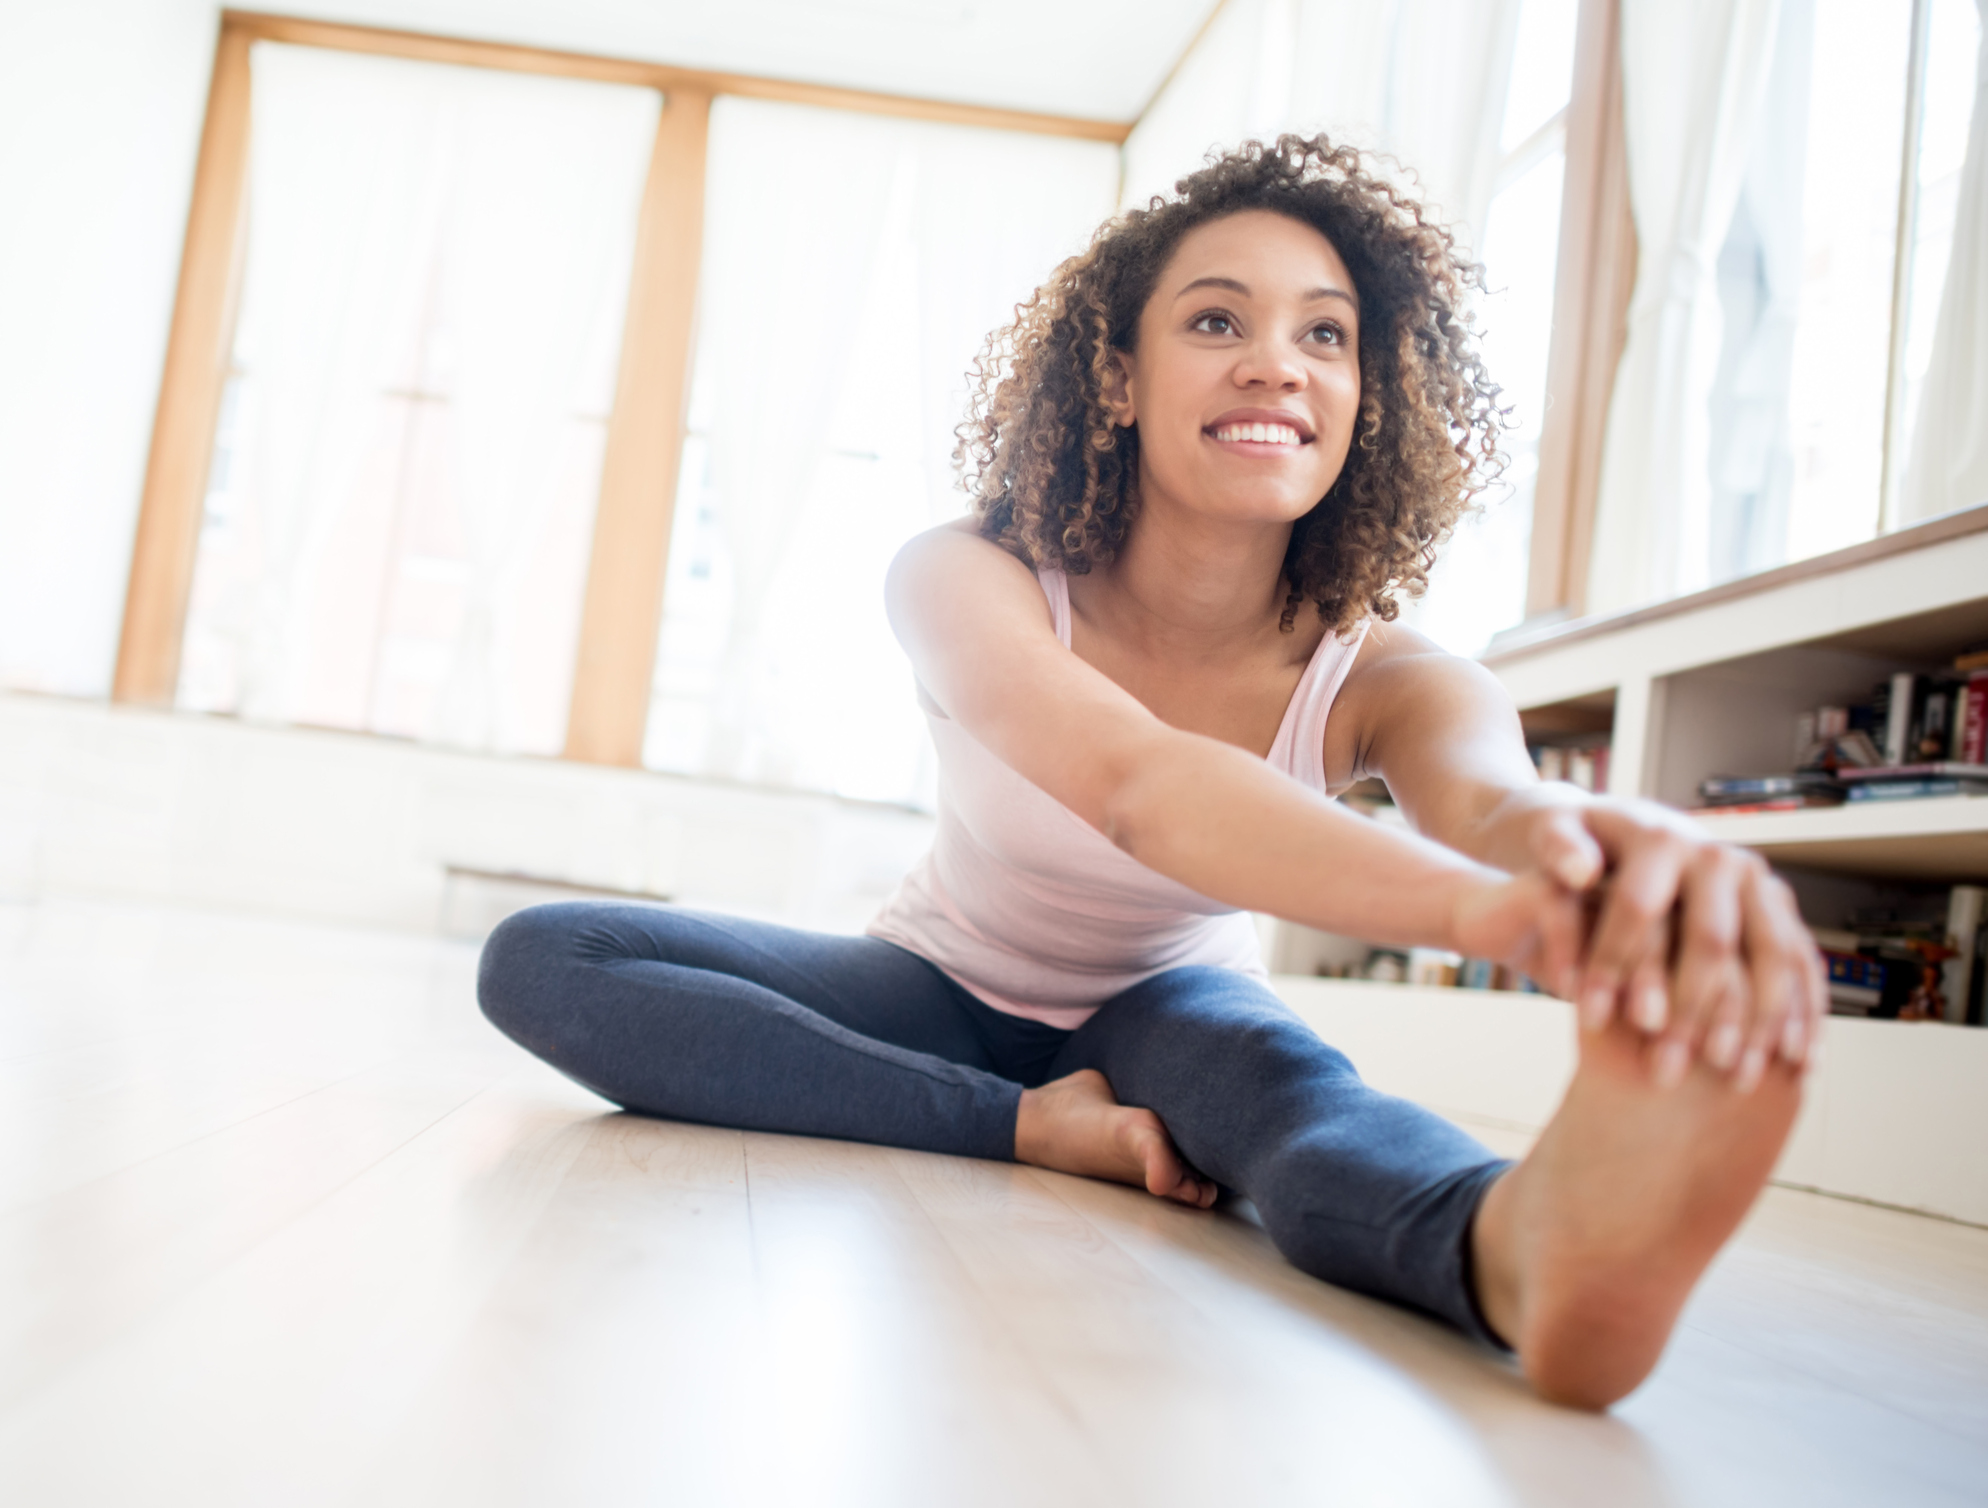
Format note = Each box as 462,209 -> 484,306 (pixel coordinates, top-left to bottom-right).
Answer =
2,898 -> 1984,1507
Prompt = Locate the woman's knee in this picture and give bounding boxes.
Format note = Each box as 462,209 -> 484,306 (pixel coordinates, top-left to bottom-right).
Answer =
1097,967 -> 1354,1070
476,901 -> 602,1043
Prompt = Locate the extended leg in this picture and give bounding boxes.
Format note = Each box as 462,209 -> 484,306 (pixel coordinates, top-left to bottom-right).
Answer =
1048,966 -> 1802,1407
1467,1017 -> 1800,1407
477,902 -> 1054,1161
1047,967 -> 1508,1343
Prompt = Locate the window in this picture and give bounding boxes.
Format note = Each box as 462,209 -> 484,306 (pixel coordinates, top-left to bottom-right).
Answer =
1711,0 -> 1983,579
1589,0 -> 1985,616
1410,0 -> 1581,656
175,44 -> 658,755
1712,2 -> 1909,578
1893,0 -> 1986,523
641,99 -> 1120,807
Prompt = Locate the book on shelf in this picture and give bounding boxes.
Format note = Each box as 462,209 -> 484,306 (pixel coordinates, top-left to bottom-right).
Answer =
1696,772 -> 1843,812
1528,741 -> 1610,793
1822,951 -> 1885,1014
1337,948 -> 1528,993
1699,773 -> 1843,799
1700,658 -> 1988,812
1870,667 -> 1988,767
1834,761 -> 1988,782
1948,886 -> 1986,1026
1812,884 -> 1987,1023
1846,778 -> 1988,802
1696,796 -> 1841,816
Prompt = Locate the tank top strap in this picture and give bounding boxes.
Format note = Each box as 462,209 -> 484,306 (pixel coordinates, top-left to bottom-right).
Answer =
1037,566 -> 1073,647
1266,618 -> 1370,792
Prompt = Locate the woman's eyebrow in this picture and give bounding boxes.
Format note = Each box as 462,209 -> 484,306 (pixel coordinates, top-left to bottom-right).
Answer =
1173,274 -> 1357,309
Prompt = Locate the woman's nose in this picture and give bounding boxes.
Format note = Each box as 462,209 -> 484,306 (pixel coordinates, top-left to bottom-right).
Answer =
1235,338 -> 1306,389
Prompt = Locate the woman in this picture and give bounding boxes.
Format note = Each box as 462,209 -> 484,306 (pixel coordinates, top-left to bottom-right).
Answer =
480,137 -> 1823,1409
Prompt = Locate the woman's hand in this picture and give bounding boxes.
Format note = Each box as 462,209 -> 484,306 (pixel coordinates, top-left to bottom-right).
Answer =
1448,869 -> 1588,999
1513,796 -> 1828,1091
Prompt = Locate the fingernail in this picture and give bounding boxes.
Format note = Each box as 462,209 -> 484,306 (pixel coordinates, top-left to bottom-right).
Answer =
1654,1040 -> 1690,1089
1736,1046 -> 1766,1093
1780,1013 -> 1806,1062
1707,1023 -> 1741,1069
1580,986 -> 1613,1031
1632,986 -> 1668,1034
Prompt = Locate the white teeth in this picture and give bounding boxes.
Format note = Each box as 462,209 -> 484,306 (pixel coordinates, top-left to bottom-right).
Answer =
1214,422 -> 1301,444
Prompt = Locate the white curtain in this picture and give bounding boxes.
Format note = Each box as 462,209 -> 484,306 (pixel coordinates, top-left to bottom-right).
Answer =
1586,0 -> 1784,614
1705,0 -> 1812,582
1287,0 -> 1524,251
177,44 -> 656,754
1901,0 -> 1988,524
688,104 -> 901,783
644,99 -> 1119,804
1120,0 -> 1524,255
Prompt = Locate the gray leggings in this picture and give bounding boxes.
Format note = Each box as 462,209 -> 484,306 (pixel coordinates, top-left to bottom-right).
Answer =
477,901 -> 1509,1344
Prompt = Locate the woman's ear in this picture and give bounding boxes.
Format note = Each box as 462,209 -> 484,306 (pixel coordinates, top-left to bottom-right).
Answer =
1102,350 -> 1136,429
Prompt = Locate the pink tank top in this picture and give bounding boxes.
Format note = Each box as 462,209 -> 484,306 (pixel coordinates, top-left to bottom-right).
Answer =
868,567 -> 1369,1029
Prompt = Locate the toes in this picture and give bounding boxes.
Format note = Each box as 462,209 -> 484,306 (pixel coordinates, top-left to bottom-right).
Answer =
1123,1109 -> 1198,1202
1166,1173 -> 1216,1208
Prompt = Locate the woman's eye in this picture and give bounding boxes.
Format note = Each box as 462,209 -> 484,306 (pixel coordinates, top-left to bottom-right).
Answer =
1308,323 -> 1343,346
1191,312 -> 1235,335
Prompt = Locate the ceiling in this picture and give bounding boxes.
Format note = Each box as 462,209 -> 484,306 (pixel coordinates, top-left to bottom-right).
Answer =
284,0 -> 1219,122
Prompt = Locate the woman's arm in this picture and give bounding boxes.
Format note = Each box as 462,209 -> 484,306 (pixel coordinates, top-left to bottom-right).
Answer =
885,524 -> 1581,979
1332,625 -> 1827,1089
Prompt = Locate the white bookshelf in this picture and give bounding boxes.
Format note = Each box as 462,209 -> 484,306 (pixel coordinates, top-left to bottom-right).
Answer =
1483,505 -> 1988,892
1691,794 -> 1988,882
1480,503 -> 1988,1221
1262,504 -> 1988,1225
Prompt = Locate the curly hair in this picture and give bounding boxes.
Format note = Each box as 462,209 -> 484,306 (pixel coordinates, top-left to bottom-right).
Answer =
958,133 -> 1505,634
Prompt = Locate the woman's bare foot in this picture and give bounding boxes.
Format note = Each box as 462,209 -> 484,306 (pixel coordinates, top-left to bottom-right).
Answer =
1470,1018 -> 1804,1409
1015,1069 -> 1218,1207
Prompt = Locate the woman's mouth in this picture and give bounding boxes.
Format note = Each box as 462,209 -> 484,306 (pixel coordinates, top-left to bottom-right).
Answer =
1209,421 -> 1307,445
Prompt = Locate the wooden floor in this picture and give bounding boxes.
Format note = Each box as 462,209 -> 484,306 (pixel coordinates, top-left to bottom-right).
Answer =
3,900 -> 1985,1507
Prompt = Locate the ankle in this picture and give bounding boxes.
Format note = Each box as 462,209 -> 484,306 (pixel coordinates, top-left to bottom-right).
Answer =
1013,1085 -> 1047,1165
1467,1169 -> 1524,1349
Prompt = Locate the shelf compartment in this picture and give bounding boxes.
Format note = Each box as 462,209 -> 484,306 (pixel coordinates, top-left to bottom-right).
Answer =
1518,688 -> 1616,741
1693,794 -> 1988,882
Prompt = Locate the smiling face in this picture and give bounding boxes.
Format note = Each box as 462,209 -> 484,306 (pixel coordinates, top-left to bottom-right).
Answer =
1106,209 -> 1361,530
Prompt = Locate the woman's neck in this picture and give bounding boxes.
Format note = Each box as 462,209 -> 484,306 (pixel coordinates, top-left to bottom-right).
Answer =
1081,492 -> 1296,654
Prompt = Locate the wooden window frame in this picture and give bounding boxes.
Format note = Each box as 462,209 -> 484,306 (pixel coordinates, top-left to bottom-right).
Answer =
112,10 -> 1131,766
1525,0 -> 1636,623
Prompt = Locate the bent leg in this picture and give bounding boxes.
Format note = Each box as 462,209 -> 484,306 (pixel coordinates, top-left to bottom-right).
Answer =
478,901 -> 1039,1161
1048,967 -> 1507,1343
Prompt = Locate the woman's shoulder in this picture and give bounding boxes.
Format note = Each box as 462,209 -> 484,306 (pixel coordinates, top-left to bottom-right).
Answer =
1340,616 -> 1454,674
1324,618 -> 1507,774
891,516 -> 1030,574
1333,618 -> 1485,716
884,520 -> 1064,686
887,519 -> 1046,615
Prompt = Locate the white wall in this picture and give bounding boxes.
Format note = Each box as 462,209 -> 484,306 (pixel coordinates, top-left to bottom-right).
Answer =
1120,0 -> 1284,208
0,1 -> 221,697
0,690 -> 934,937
